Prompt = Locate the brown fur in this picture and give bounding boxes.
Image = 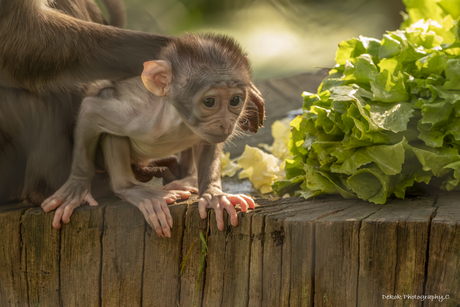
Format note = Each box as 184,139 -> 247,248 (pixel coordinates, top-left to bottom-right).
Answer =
0,0 -> 264,206
0,0 -> 172,204
161,33 -> 264,133
0,1 -> 171,92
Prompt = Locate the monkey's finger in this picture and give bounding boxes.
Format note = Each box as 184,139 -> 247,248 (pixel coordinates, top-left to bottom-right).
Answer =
164,194 -> 178,204
187,187 -> 199,194
62,203 -> 77,224
139,201 -> 156,230
40,195 -> 54,209
52,206 -> 65,230
176,190 -> 191,199
62,196 -> 85,224
240,195 -> 256,209
85,193 -> 99,207
159,201 -> 174,229
198,196 -> 210,220
211,196 -> 226,231
220,196 -> 238,227
42,196 -> 63,212
152,200 -> 171,238
226,194 -> 251,212
164,190 -> 191,204
145,200 -> 165,237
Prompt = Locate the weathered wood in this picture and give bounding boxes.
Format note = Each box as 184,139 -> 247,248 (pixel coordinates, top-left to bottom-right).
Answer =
424,194 -> 460,307
221,211 -> 252,307
248,206 -> 266,307
179,203 -> 208,307
22,207 -> 61,307
262,198 -> 356,307
265,79 -> 305,106
0,203 -> 33,307
283,71 -> 329,93
261,200 -> 314,307
315,201 -> 383,307
358,197 -> 436,307
142,202 -> 188,307
283,198 -> 357,307
101,199 -> 145,307
2,193 -> 460,306
201,211 -> 228,306
60,198 -> 113,307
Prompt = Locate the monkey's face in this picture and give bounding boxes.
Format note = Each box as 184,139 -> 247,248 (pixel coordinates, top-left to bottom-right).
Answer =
177,85 -> 248,144
141,59 -> 252,144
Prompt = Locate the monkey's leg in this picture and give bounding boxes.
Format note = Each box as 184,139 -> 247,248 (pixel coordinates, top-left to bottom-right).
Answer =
40,96 -> 112,228
131,156 -> 180,183
150,156 -> 181,183
194,143 -> 256,231
161,148 -> 198,194
101,135 -> 191,237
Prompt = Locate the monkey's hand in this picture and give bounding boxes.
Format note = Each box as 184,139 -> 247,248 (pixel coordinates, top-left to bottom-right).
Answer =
116,186 -> 192,238
198,189 -> 255,231
41,178 -> 98,230
162,176 -> 198,194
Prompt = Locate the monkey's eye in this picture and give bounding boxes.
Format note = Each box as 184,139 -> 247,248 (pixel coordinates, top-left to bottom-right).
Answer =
202,98 -> 217,108
230,96 -> 243,107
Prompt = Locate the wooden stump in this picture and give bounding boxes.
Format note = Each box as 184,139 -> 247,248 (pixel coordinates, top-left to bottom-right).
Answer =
1,193 -> 459,306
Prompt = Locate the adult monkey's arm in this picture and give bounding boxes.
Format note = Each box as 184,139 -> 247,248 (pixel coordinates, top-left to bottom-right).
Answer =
0,0 -> 173,92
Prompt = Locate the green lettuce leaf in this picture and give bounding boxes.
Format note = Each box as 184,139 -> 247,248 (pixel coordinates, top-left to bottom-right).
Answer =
273,0 -> 460,203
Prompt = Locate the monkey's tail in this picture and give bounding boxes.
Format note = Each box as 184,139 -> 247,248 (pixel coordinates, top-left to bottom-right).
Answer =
100,0 -> 126,28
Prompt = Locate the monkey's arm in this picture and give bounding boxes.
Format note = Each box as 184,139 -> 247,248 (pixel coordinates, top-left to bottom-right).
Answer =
194,143 -> 255,231
40,96 -> 134,228
101,135 -> 191,238
40,97 -> 112,228
0,4 -> 172,91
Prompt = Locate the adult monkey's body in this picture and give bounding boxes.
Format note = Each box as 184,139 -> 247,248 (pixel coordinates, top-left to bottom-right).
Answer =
0,0 -> 265,208
0,0 -> 171,204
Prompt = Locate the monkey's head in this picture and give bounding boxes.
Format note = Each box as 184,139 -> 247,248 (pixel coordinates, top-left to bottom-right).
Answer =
141,33 -> 264,144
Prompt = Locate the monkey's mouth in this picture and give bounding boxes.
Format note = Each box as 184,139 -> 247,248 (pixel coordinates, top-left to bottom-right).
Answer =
202,132 -> 230,143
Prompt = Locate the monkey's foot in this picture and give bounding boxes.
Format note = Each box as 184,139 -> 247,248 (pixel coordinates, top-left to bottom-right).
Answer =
162,176 -> 198,194
41,179 -> 97,230
198,190 -> 255,231
117,186 -> 191,238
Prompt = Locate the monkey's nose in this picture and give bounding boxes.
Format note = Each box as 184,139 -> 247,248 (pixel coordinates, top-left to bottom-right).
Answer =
219,122 -> 232,135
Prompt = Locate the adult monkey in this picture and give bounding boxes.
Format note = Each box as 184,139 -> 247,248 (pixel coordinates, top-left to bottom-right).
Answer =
0,1 -> 264,216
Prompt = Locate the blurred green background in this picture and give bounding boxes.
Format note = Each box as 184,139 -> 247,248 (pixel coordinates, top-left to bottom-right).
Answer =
108,0 -> 405,79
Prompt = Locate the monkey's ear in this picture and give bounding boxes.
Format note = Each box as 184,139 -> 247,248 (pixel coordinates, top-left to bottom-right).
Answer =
239,82 -> 265,133
141,60 -> 173,96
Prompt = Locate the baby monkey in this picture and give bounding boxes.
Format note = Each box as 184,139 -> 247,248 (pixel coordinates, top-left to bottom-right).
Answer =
41,34 -> 264,237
